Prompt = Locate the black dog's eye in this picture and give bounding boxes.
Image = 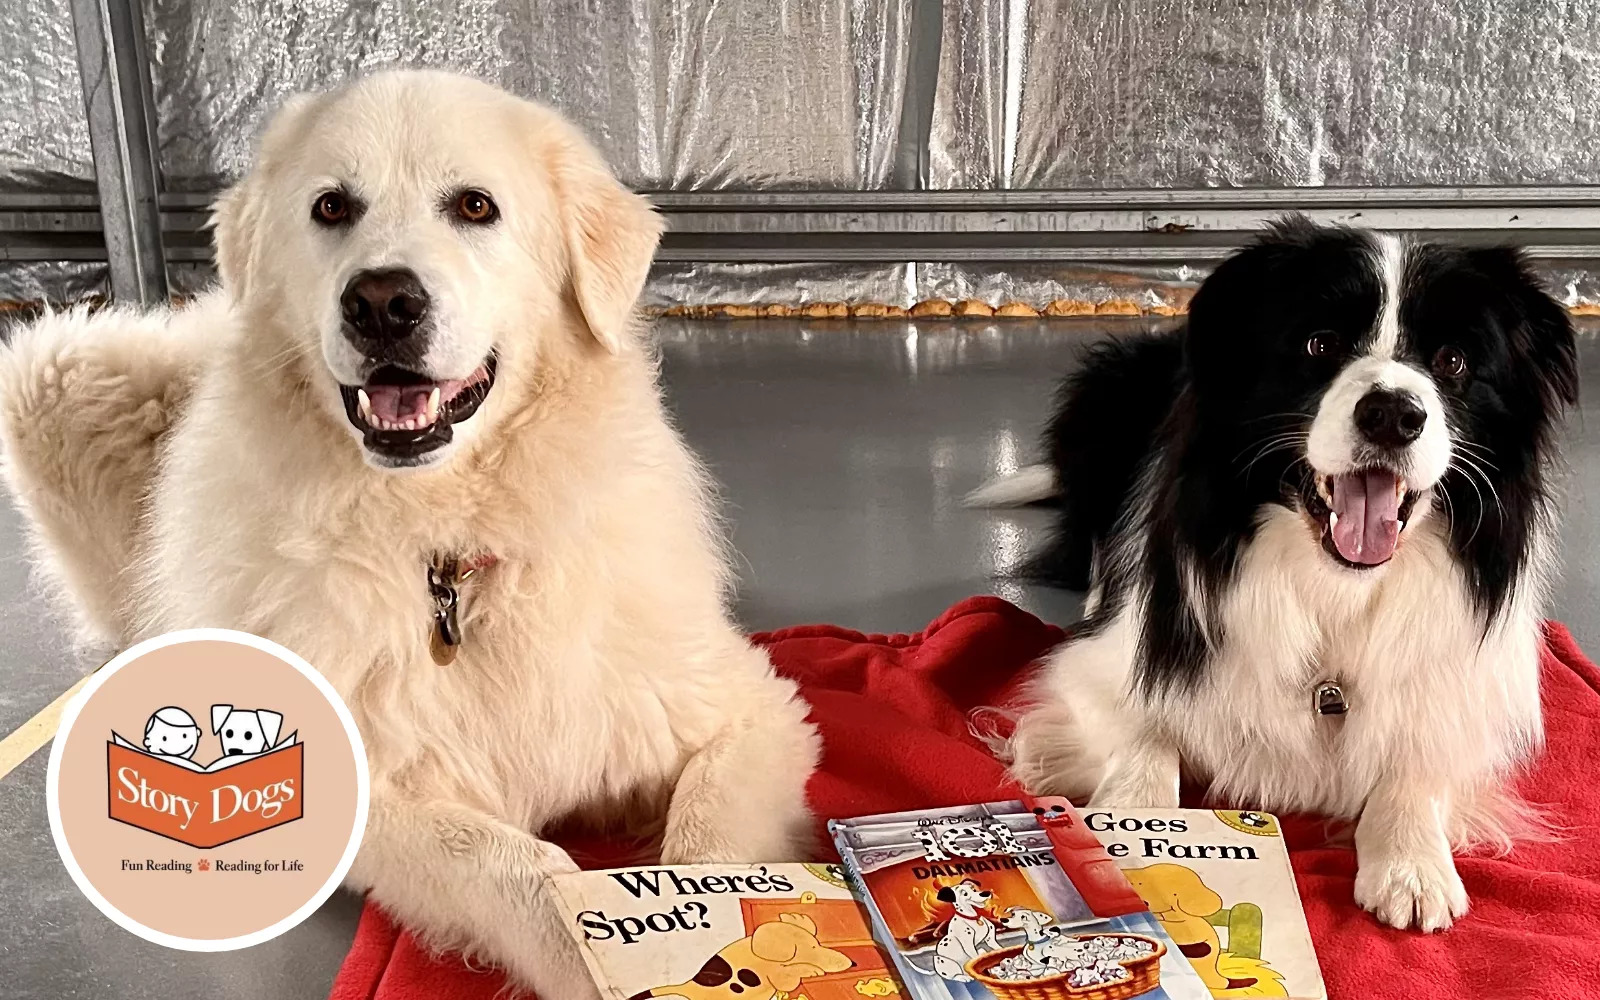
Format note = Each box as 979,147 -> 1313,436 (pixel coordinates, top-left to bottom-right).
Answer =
244,731 -> 253,741
312,190 -> 351,226
1433,345 -> 1468,380
1305,331 -> 1340,358
225,729 -> 234,737
453,189 -> 498,225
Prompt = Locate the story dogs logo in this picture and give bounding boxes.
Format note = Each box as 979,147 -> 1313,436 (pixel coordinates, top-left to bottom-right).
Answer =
107,701 -> 303,848
48,629 -> 368,951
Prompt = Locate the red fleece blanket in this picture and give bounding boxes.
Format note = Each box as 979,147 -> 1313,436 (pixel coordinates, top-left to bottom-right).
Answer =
329,596 -> 1600,1000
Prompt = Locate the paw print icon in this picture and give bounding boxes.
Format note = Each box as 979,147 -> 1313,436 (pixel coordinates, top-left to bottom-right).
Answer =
197,858 -> 211,872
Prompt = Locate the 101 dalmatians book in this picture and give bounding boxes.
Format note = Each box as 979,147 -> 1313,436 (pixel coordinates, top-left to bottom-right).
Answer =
548,862 -> 904,999
829,798 -> 1214,1000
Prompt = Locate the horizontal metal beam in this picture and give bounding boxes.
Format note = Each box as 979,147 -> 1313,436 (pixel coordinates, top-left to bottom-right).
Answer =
150,184 -> 1600,211
7,187 -> 1600,270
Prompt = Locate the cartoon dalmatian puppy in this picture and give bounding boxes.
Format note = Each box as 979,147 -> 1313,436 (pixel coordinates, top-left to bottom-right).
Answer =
1001,907 -> 1064,975
142,706 -> 201,759
211,704 -> 284,757
931,879 -> 1000,981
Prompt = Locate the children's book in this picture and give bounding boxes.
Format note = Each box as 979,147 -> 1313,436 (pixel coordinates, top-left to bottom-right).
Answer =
106,733 -> 303,848
1082,808 -> 1326,1000
547,863 -> 904,1000
829,797 -> 1213,1000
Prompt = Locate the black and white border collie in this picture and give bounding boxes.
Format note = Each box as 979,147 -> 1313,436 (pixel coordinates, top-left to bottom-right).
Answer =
985,218 -> 1578,932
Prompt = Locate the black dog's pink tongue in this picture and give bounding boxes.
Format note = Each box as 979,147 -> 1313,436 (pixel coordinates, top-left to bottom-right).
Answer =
1330,469 -> 1402,565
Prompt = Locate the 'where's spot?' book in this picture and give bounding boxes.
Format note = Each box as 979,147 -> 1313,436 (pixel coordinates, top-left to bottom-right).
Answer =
548,863 -> 903,999
829,797 -> 1213,1000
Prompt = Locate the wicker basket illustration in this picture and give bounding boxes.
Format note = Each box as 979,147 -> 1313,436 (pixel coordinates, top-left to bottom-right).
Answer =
966,932 -> 1165,1000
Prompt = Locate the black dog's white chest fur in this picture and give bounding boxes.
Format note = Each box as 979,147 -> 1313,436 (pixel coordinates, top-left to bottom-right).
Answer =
1008,217 -> 1577,933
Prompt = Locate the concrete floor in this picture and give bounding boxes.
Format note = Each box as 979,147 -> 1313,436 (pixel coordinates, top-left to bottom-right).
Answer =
0,318 -> 1596,999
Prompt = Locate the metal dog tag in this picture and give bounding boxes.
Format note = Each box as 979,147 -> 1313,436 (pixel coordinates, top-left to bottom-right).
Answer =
428,559 -> 463,666
1314,679 -> 1349,716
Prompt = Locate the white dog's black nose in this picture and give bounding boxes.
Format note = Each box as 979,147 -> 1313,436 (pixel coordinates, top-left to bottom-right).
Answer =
1354,388 -> 1426,449
341,268 -> 430,344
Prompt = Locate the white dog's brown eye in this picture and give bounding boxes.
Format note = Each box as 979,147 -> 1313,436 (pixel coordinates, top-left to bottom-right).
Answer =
312,191 -> 350,226
1433,345 -> 1468,379
1306,331 -> 1339,357
455,190 -> 498,224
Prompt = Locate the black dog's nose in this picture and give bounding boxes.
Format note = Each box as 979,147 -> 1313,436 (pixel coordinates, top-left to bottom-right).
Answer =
1354,388 -> 1427,449
340,268 -> 430,342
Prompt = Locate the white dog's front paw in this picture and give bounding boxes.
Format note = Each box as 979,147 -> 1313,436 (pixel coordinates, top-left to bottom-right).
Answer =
1354,852 -> 1468,932
1087,760 -> 1179,809
661,811 -> 812,865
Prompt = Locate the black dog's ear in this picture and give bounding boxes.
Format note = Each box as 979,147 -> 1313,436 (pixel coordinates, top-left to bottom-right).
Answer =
1466,246 -> 1579,410
936,887 -> 956,903
1183,214 -> 1372,389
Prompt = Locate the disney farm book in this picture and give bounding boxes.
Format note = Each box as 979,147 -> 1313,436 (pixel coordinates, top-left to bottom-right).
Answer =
1086,809 -> 1325,1000
829,797 -> 1213,1000
548,862 -> 903,999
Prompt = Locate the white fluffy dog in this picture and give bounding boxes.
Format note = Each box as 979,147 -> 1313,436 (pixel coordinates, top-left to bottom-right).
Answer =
0,70 -> 818,997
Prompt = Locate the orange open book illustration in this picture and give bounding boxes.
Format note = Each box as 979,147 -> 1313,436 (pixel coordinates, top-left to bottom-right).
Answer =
106,733 -> 303,848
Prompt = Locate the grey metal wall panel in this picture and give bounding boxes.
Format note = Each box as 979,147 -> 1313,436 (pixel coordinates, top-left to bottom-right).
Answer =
916,261 -> 1198,311
932,0 -> 1600,190
1,0 -> 94,191
143,0 -> 911,192
0,262 -> 106,306
646,262 -> 912,308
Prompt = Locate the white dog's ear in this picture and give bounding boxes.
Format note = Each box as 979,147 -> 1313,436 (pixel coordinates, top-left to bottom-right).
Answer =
257,710 -> 283,747
210,178 -> 264,298
211,704 -> 232,734
550,127 -> 663,354
211,92 -> 317,298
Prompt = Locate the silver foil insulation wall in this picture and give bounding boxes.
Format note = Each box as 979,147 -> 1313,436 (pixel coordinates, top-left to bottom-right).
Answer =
5,0 -> 1599,307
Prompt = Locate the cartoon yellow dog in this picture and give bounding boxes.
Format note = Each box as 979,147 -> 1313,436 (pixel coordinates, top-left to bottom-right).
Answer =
631,912 -> 853,1000
1124,864 -> 1286,998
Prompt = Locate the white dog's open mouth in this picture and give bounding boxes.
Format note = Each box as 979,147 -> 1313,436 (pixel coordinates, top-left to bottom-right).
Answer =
1304,467 -> 1420,568
338,353 -> 497,461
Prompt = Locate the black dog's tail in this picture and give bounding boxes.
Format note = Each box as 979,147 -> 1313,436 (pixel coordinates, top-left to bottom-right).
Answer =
1024,332 -> 1185,590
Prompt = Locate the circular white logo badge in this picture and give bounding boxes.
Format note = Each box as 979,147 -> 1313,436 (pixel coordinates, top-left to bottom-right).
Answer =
47,629 -> 369,950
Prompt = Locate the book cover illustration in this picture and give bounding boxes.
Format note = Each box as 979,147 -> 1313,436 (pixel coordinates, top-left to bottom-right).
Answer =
547,862 -> 903,1000
107,704 -> 302,849
830,798 -> 1212,1000
1083,809 -> 1326,1000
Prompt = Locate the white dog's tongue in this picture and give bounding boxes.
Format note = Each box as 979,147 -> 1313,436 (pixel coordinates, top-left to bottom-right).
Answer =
363,376 -> 471,427
1330,469 -> 1402,565
365,384 -> 434,424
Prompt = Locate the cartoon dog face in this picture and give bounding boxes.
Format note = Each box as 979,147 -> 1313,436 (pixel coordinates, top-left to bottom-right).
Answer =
1124,864 -> 1224,919
211,704 -> 283,756
143,706 -> 201,759
632,912 -> 852,1000
1125,865 -> 1250,992
1002,907 -> 1058,939
936,879 -> 993,914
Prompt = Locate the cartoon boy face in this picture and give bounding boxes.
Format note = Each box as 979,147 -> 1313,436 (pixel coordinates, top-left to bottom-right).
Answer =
143,707 -> 202,759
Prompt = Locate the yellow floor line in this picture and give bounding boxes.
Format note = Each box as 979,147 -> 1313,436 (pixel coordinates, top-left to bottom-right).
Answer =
0,674 -> 93,781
